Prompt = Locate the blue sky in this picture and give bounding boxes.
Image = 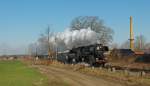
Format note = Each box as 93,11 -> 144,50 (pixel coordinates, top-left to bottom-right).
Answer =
0,0 -> 150,55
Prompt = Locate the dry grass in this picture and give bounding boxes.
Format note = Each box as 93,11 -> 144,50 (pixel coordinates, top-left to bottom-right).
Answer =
79,67 -> 150,86
49,60 -> 150,86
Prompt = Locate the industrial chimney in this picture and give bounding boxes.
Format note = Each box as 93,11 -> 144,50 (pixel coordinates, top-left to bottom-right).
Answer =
129,16 -> 134,50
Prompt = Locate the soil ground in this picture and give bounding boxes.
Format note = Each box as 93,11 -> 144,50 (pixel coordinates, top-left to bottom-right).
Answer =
33,65 -> 126,86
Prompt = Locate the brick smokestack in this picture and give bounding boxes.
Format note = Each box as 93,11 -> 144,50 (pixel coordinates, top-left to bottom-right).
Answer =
129,16 -> 134,50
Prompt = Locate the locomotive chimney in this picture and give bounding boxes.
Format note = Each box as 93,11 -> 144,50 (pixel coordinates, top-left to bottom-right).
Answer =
129,16 -> 134,50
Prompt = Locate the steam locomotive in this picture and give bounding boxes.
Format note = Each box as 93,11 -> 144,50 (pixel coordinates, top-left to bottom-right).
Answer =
57,44 -> 109,66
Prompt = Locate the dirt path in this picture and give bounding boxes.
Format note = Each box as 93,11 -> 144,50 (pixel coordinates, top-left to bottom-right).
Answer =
33,65 -> 126,86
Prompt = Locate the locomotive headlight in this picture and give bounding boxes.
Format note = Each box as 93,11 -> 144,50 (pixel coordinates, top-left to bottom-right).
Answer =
96,58 -> 99,61
97,46 -> 100,50
99,46 -> 102,48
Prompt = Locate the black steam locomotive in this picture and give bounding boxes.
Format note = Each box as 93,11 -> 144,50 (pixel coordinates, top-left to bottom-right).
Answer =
57,44 -> 109,66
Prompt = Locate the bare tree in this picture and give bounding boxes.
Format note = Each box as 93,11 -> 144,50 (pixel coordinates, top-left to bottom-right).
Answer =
28,43 -> 37,56
134,35 -> 146,50
120,40 -> 130,49
145,43 -> 150,49
37,34 -> 49,55
110,43 -> 119,49
28,26 -> 55,56
37,27 -> 55,55
70,16 -> 114,44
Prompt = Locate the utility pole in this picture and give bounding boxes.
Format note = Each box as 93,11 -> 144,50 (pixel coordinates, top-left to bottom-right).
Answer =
35,43 -> 37,57
47,26 -> 51,60
35,43 -> 39,60
55,37 -> 58,60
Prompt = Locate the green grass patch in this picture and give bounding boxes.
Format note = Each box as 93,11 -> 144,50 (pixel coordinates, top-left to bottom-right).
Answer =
0,60 -> 48,86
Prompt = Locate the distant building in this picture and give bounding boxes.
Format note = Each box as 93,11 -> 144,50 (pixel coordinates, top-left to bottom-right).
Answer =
110,49 -> 135,57
118,49 -> 135,56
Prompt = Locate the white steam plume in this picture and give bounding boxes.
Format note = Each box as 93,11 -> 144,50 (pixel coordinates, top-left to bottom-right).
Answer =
49,28 -> 99,50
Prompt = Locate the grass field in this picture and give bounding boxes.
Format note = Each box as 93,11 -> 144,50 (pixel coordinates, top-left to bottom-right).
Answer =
0,60 -> 49,86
